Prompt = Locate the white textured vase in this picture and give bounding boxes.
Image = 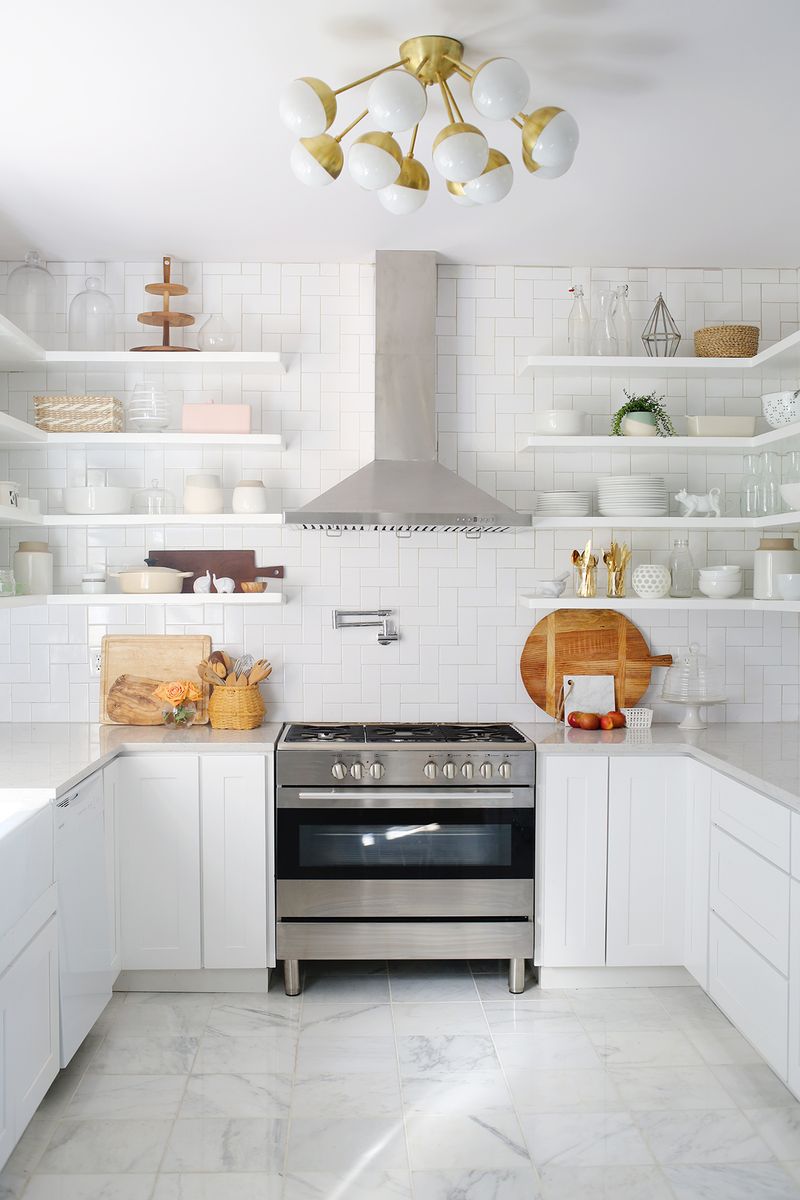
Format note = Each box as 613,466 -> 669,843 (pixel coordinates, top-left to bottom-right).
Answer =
632,563 -> 671,599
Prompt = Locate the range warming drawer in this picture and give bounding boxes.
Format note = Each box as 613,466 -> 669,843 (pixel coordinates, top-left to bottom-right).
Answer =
277,920 -> 534,961
278,878 -> 534,919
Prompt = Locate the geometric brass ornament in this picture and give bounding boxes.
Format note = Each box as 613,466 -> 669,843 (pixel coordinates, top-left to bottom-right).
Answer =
641,292 -> 681,358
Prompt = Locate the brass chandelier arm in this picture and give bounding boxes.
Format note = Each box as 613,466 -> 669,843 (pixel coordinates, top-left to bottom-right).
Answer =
444,55 -> 475,80
438,76 -> 455,123
442,78 -> 464,123
408,123 -> 419,157
334,58 -> 408,95
334,108 -> 369,142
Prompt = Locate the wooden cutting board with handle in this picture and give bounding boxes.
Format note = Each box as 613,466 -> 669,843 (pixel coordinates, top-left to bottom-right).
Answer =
100,634 -> 212,724
145,551 -> 284,593
519,609 -> 673,717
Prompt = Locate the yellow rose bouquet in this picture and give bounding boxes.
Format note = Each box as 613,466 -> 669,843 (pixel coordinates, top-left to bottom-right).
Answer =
153,679 -> 204,726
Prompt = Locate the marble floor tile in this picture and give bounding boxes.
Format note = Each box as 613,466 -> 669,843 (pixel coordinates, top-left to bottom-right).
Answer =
299,1001 -> 394,1038
405,1111 -> 530,1171
152,1174 -> 283,1199
746,1106 -> 800,1160
179,1073 -> 293,1118
608,1066 -> 737,1111
65,1074 -> 187,1120
634,1109 -> 773,1164
37,1038 -> 103,1117
401,1072 -> 512,1114
192,1033 -> 296,1075
290,1070 -> 403,1117
492,1030 -> 601,1071
389,973 -> 479,1003
472,974 -> 538,1003
664,1162 -> 800,1199
684,1024 -> 763,1065
23,1177 -> 158,1200
589,1030 -> 703,1067
482,1005 -> 581,1036
300,973 -> 391,1002
294,1034 -> 397,1078
161,1118 -> 288,1173
538,1163 -> 674,1200
504,1068 -> 625,1115
711,1064 -> 800,1108
286,1117 -> 408,1172
411,1166 -> 543,1199
91,1036 -> 199,1075
397,1035 -> 499,1077
392,1002 -> 489,1037
106,995 -> 211,1037
281,1169 -> 411,1199
520,1113 -> 654,1169
37,1119 -> 172,1174
0,1117 -> 60,1199
205,1002 -> 300,1037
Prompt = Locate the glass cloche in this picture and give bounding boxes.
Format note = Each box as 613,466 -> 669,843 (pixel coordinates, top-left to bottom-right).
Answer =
661,643 -> 726,730
68,277 -> 115,350
6,250 -> 55,343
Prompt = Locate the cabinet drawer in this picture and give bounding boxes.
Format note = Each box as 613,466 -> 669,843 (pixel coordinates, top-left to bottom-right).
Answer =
711,771 -> 790,869
710,827 -> 790,973
709,913 -> 788,1078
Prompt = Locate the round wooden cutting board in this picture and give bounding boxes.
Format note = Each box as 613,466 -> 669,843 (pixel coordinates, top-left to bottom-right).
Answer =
519,608 -> 673,717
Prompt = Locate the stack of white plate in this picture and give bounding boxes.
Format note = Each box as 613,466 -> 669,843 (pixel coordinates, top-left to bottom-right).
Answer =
596,475 -> 668,517
536,491 -> 591,517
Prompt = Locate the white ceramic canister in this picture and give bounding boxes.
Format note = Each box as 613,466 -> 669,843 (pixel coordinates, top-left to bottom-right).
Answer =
183,473 -> 224,515
753,537 -> 800,599
232,479 -> 268,514
13,540 -> 53,595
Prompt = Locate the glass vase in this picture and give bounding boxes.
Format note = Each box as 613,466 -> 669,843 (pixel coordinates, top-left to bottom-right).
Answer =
590,291 -> 618,356
739,452 -> 760,518
757,451 -> 781,516
163,703 -> 196,727
197,314 -> 237,351
669,538 -> 694,598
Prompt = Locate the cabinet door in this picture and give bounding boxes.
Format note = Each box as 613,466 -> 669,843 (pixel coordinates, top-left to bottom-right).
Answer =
789,880 -> 800,1096
606,757 -> 688,967
710,826 -> 790,974
684,760 -> 711,988
7,916 -> 60,1136
201,755 -> 267,969
116,755 -> 201,970
709,912 -> 788,1078
537,756 -> 608,967
103,762 -> 122,977
0,963 -> 12,1169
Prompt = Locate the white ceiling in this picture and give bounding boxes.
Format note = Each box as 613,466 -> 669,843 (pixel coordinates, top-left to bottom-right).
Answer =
2,0 -> 798,266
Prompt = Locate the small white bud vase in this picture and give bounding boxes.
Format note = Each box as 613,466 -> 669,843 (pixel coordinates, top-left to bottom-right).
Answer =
632,563 -> 671,599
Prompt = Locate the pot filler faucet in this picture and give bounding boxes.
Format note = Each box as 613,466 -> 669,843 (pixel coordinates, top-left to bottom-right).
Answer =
333,608 -> 399,645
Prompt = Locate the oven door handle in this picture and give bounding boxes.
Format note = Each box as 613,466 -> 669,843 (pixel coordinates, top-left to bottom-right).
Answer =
296,791 -> 517,802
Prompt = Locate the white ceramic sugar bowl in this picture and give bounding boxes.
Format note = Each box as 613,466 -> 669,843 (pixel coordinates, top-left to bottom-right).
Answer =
232,479 -> 268,514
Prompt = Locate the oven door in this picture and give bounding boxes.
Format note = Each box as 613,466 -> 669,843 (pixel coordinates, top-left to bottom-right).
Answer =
276,791 -> 533,882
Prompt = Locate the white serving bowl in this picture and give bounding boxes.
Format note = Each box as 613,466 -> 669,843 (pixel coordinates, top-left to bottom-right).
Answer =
777,573 -> 800,601
686,415 -> 756,438
698,575 -> 742,599
780,482 -> 800,511
63,486 -> 131,515
531,410 -> 586,436
698,566 -> 741,578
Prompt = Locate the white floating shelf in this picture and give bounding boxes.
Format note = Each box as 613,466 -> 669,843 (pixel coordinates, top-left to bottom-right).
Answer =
519,594 -> 800,612
1,592 -> 284,607
520,424 -> 800,455
0,503 -> 42,526
0,410 -> 286,449
7,350 -> 287,373
520,331 -> 800,378
0,594 -> 48,608
532,512 -> 800,531
45,513 -> 283,527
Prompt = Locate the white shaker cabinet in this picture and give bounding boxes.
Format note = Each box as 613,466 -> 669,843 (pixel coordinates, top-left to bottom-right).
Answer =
201,755 -> 268,969
116,755 -> 202,970
537,755 -> 608,966
789,880 -> 800,1095
606,757 -> 688,967
684,760 -> 711,988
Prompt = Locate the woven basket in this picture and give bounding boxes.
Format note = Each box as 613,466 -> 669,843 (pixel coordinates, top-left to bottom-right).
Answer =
34,395 -> 124,433
208,684 -> 265,730
694,325 -> 759,358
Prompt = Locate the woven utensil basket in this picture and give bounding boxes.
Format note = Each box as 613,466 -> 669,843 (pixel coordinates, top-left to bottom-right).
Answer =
694,324 -> 759,358
208,684 -> 265,730
34,394 -> 124,433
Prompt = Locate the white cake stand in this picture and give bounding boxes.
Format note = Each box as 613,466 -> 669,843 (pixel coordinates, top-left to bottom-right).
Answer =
662,696 -> 726,730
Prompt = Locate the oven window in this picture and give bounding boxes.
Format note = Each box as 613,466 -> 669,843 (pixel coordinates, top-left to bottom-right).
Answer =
278,808 -> 533,880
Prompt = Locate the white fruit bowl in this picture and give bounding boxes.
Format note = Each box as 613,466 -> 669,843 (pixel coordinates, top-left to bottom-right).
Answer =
62,486 -> 131,515
698,575 -> 742,599
531,410 -> 586,435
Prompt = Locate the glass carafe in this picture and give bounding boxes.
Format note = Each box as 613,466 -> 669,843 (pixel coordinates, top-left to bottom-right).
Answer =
612,284 -> 632,355
567,285 -> 590,355
590,291 -> 618,356
669,537 -> 694,598
757,451 -> 781,516
739,452 -> 761,518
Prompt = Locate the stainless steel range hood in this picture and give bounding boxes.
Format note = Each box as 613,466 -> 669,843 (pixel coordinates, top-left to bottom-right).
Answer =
284,250 -> 531,534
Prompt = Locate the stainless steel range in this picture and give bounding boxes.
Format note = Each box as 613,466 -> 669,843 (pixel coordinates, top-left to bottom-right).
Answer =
275,722 -> 535,995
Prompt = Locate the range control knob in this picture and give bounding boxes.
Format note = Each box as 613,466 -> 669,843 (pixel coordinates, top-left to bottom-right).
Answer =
442,761 -> 456,780
461,762 -> 474,780
350,762 -> 363,780
331,762 -> 347,780
498,761 -> 512,780
369,762 -> 385,780
423,761 -> 438,780
480,762 -> 493,779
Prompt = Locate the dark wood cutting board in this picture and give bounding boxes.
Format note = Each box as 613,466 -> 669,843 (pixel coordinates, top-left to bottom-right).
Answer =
519,608 -> 673,717
145,550 -> 284,593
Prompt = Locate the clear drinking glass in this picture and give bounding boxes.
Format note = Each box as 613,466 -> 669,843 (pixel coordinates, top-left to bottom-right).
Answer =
740,452 -> 761,517
757,451 -> 781,516
669,538 -> 694,598
590,291 -> 619,356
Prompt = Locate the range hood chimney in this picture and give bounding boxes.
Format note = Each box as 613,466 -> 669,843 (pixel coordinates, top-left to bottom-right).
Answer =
284,250 -> 531,533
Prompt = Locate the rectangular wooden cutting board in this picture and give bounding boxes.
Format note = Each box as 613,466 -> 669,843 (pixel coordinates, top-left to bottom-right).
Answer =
100,634 -> 212,725
145,550 -> 284,593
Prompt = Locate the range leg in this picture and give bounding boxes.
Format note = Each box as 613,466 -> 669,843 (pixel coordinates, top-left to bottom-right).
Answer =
284,959 -> 301,996
508,957 -> 525,994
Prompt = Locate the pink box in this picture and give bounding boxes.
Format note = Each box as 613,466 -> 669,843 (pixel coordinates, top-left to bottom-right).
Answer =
181,403 -> 251,434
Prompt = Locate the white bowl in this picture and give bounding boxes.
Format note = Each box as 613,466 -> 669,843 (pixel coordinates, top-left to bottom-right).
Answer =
777,573 -> 800,601
698,576 -> 742,599
531,410 -> 586,436
62,486 -> 131,515
686,415 -> 756,437
780,482 -> 800,511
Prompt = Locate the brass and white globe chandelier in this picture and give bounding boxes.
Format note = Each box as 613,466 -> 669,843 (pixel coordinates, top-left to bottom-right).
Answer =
280,35 -> 578,213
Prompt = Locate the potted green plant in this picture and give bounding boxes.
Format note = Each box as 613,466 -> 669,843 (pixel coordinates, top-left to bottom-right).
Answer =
611,390 -> 676,438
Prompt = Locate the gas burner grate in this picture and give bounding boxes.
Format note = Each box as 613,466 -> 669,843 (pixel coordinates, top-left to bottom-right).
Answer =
363,723 -> 526,744
283,724 -> 366,744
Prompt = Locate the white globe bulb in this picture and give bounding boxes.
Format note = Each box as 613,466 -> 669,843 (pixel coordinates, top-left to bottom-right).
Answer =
348,132 -> 403,191
463,150 -> 513,205
529,158 -> 572,179
368,70 -> 427,132
290,136 -> 342,187
446,180 -> 475,206
279,77 -> 336,137
530,109 -> 579,167
378,157 -> 429,214
432,123 -> 489,182
471,57 -> 529,121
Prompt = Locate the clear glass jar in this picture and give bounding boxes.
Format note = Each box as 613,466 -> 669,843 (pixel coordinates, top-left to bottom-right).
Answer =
783,450 -> 800,485
612,284 -> 632,355
6,250 -> 55,343
757,451 -> 781,516
132,479 -> 176,515
197,314 -> 237,351
567,285 -> 590,355
0,569 -> 15,597
669,537 -> 694,597
590,291 -> 618,356
739,452 -> 760,518
68,277 -> 115,350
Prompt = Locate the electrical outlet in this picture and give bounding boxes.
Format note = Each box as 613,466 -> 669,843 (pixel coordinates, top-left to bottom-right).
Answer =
90,650 -> 102,676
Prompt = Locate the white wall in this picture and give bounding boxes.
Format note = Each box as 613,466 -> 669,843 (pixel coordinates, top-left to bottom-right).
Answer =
0,257 -> 797,724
